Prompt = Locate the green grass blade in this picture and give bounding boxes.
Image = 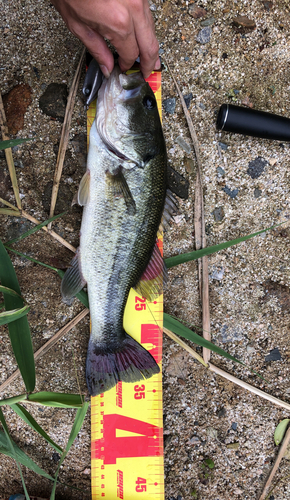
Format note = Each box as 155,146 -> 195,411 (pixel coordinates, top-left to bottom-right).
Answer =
0,284 -> 23,299
0,302 -> 4,310
0,240 -> 35,392
163,313 -> 244,366
0,305 -> 30,326
28,392 -> 86,408
0,138 -> 33,150
50,402 -> 89,500
0,430 -> 53,480
0,394 -> 27,406
0,409 -> 30,499
5,247 -> 59,271
10,404 -> 63,453
5,211 -> 67,246
164,223 -> 283,268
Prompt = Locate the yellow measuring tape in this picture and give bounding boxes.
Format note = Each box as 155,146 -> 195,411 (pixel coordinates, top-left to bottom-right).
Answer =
87,70 -> 164,499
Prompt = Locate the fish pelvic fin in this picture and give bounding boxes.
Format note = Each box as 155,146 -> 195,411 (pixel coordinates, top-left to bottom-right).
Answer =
134,240 -> 167,302
61,249 -> 86,305
86,332 -> 160,397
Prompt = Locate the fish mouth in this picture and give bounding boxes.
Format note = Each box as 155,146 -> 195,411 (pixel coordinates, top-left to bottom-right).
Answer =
96,67 -> 145,165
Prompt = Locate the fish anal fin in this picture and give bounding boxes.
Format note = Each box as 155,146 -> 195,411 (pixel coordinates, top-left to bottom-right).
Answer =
61,250 -> 86,305
134,241 -> 167,302
86,333 -> 160,397
106,169 -> 136,215
78,170 -> 90,206
160,189 -> 178,230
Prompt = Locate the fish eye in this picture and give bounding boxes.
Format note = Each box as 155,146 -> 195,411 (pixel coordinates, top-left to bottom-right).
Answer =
143,95 -> 156,110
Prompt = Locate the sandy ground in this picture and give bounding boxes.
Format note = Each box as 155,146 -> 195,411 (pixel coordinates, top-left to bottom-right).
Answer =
0,0 -> 290,498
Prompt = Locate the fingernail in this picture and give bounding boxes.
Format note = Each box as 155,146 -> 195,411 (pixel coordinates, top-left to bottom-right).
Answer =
154,57 -> 161,70
100,65 -> 110,79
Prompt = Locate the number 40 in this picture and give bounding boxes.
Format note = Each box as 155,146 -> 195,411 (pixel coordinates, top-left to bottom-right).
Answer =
136,477 -> 147,492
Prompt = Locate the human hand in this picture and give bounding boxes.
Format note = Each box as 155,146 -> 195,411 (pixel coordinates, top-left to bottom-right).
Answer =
51,0 -> 160,79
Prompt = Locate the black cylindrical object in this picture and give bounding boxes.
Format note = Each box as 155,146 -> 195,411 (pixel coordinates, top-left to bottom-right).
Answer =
216,103 -> 290,141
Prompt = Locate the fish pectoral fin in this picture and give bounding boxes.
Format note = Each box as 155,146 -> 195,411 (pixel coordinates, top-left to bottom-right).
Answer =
106,169 -> 136,215
159,189 -> 178,231
77,170 -> 90,206
134,240 -> 167,302
61,249 -> 86,305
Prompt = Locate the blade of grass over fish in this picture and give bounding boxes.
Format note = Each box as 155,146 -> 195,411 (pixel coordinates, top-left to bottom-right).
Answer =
11,403 -> 63,453
28,392 -> 86,408
0,409 -> 30,499
163,313 -> 244,366
0,208 -> 21,216
164,223 -> 284,268
0,285 -> 23,299
0,430 -> 53,480
5,211 -> 67,246
0,305 -> 30,326
0,138 -> 33,150
50,402 -> 89,500
0,394 -> 26,406
0,240 -> 35,392
0,94 -> 22,210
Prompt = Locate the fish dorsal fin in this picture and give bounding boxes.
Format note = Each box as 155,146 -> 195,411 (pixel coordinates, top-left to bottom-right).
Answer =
106,169 -> 136,215
134,240 -> 167,302
61,250 -> 86,305
159,189 -> 178,231
77,170 -> 90,206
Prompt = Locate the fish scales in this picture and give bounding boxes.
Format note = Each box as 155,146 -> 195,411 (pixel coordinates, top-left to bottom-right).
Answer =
62,65 -> 167,396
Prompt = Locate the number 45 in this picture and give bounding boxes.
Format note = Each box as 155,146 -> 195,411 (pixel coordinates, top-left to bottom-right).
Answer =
136,477 -> 147,492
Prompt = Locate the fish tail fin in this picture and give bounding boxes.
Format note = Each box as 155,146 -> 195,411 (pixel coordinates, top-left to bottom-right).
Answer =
86,333 -> 160,397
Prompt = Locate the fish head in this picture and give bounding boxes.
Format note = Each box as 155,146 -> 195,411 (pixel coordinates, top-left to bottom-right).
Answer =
96,66 -> 164,168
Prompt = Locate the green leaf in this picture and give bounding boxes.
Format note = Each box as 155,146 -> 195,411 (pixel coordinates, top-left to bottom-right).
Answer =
164,223 -> 282,268
0,409 -> 31,499
163,313 -> 244,366
0,430 -> 53,480
0,305 -> 30,326
28,392 -> 86,408
5,211 -> 67,246
0,138 -> 33,151
0,302 -> 5,311
5,247 -> 59,271
0,394 -> 27,406
0,239 -> 35,392
50,402 -> 89,500
10,403 -> 63,453
204,458 -> 215,469
274,419 -> 290,446
0,284 -> 23,299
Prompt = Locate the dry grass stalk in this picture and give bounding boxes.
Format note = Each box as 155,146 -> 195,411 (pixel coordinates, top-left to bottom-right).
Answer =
163,327 -> 208,367
258,424 -> 290,500
21,210 -> 76,252
0,208 -> 21,216
0,197 -> 19,210
0,94 -> 22,210
48,47 -> 86,228
164,57 -> 211,363
0,308 -> 89,393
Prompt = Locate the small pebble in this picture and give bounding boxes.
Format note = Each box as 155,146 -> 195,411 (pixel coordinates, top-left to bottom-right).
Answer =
163,97 -> 176,114
232,16 -> 256,31
212,207 -> 225,222
265,348 -> 281,362
231,422 -> 238,431
200,17 -> 215,27
196,27 -> 212,44
188,4 -> 207,19
254,188 -> 262,198
247,157 -> 268,179
176,135 -> 191,154
199,102 -> 206,110
183,92 -> 193,108
223,186 -> 239,198
227,442 -> 240,450
217,407 -> 226,418
217,166 -> 225,176
218,142 -> 228,151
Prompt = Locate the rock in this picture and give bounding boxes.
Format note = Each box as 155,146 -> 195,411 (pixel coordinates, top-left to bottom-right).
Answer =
241,95 -> 254,108
188,3 -> 207,19
217,407 -> 226,418
207,427 -> 218,439
254,188 -> 262,198
211,267 -> 224,281
212,206 -> 224,222
2,84 -> 32,134
227,442 -> 240,450
231,422 -> 238,430
218,142 -> 228,151
167,166 -> 189,199
162,97 -> 176,114
247,157 -> 268,179
262,1 -> 273,9
39,83 -> 68,121
184,158 -> 195,174
262,280 -> 290,312
200,17 -> 216,27
176,136 -> 191,154
52,452 -> 60,463
232,16 -> 256,31
199,102 -> 206,110
223,186 -> 239,198
196,27 -> 212,44
220,324 -> 244,343
217,166 -> 225,176
265,348 -> 281,362
183,92 -> 193,109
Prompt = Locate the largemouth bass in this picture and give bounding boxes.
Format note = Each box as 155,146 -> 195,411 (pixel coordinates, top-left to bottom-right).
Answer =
61,65 -> 167,397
